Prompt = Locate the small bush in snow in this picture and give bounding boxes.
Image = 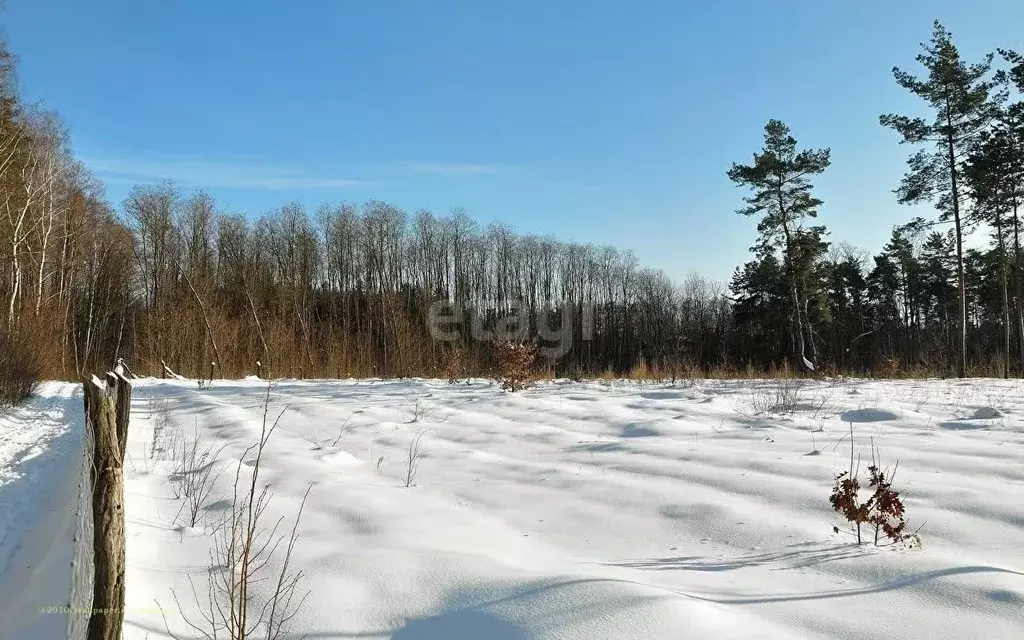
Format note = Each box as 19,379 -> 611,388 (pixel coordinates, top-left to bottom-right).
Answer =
494,340 -> 536,392
830,430 -> 911,546
405,394 -> 446,424
170,425 -> 224,527
405,429 -> 428,487
748,379 -> 803,414
149,397 -> 176,461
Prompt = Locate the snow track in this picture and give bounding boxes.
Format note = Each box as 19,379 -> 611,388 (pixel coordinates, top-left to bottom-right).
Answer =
0,382 -> 83,640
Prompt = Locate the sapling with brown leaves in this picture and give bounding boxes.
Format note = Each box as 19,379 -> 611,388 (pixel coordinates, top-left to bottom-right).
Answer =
829,427 -> 911,546
829,468 -> 870,544
866,443 -> 908,545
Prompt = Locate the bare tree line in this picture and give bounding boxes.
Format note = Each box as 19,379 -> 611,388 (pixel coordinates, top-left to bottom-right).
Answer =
112,184 -> 732,379
0,39 -> 135,380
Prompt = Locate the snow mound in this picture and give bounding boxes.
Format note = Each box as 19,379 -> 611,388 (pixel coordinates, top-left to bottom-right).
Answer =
321,450 -> 363,467
971,407 -> 1003,420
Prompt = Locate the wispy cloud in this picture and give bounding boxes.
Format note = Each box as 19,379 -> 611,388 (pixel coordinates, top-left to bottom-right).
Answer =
83,154 -> 514,192
406,161 -> 507,177
82,155 -> 372,190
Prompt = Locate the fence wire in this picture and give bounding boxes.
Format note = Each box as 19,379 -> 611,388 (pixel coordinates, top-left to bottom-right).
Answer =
65,402 -> 94,640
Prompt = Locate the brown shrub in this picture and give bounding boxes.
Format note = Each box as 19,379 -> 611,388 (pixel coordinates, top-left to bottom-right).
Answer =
873,357 -> 901,378
866,463 -> 907,544
628,358 -> 653,381
494,341 -> 536,392
0,331 -> 41,406
830,431 -> 911,546
829,469 -> 870,544
443,347 -> 464,384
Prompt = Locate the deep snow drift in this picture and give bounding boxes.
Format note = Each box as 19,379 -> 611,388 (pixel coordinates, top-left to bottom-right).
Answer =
3,377 -> 1023,639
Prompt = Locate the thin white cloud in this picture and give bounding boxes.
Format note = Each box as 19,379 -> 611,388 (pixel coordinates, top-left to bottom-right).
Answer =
82,155 -> 371,190
407,162 -> 506,176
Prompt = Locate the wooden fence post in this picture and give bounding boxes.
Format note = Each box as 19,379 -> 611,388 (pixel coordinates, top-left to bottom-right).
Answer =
107,373 -> 131,463
83,372 -> 131,640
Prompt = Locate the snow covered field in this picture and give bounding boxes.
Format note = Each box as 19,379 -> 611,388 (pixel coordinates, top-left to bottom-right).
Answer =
114,377 -> 1022,640
2,377 -> 1024,639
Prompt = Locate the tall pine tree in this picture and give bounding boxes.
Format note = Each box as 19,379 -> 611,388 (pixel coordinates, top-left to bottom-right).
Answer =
880,21 -> 999,377
728,120 -> 831,372
966,130 -> 1015,376
994,47 -> 1024,369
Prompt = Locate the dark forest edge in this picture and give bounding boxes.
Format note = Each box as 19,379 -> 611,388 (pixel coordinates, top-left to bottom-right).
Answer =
1,22 -> 1022,384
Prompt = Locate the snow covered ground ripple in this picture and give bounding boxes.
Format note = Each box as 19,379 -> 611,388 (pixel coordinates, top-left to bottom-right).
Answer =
20,376 -> 1022,639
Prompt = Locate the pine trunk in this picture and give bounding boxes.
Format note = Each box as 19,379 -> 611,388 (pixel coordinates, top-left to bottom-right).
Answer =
948,131 -> 968,378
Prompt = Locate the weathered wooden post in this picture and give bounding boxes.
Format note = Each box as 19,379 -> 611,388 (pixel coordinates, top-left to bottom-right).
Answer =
109,373 -> 131,463
83,372 -> 131,640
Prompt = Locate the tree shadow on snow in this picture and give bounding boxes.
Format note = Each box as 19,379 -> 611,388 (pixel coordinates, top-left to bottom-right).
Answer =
606,541 -> 864,573
639,391 -> 688,401
839,408 -> 899,422
124,565 -> 1024,640
620,423 -> 662,437
390,610 -> 527,640
569,440 -> 628,453
937,420 -> 989,431
688,565 -> 1024,605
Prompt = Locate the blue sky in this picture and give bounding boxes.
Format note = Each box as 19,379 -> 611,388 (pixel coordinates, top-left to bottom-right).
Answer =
5,0 -> 1023,282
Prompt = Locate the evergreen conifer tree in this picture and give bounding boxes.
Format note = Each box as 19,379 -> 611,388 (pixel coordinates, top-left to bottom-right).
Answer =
728,119 -> 831,372
880,21 -> 999,377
